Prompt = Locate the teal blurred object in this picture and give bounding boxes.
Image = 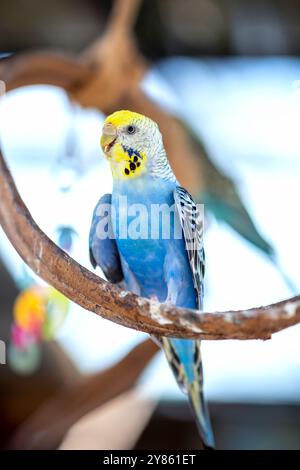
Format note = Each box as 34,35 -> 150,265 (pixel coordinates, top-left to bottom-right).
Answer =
186,124 -> 273,254
8,342 -> 41,375
185,124 -> 297,294
56,226 -> 77,253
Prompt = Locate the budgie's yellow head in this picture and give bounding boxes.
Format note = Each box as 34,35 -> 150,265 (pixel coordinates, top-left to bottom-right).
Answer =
100,110 -> 166,180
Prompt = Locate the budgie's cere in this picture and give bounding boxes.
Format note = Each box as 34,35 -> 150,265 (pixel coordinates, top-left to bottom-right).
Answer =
90,110 -> 214,448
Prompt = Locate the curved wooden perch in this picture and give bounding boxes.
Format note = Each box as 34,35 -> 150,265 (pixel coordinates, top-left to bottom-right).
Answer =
0,149 -> 300,341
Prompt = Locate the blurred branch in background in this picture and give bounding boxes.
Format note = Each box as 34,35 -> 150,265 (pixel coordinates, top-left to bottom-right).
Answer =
10,339 -> 158,450
59,389 -> 156,450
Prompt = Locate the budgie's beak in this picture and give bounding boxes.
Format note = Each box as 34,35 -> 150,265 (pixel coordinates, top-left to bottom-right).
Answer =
101,122 -> 117,156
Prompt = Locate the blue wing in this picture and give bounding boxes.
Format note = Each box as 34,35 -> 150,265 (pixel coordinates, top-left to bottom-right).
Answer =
89,193 -> 123,283
173,186 -> 205,309
161,186 -> 214,448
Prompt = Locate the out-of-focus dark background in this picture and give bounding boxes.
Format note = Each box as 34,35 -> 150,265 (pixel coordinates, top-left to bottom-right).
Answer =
1,0 -> 300,450
2,0 -> 300,57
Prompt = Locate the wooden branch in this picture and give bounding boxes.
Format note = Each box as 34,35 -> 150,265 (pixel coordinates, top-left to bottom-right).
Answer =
10,339 -> 158,450
0,149 -> 300,341
69,0 -> 145,112
103,0 -> 143,35
59,389 -> 156,450
0,52 -> 93,92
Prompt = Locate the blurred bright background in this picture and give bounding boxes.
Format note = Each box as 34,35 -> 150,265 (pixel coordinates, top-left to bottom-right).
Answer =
1,0 -> 300,450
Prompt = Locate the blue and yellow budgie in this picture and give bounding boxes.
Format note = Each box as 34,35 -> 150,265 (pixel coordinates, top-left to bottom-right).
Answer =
89,110 -> 214,448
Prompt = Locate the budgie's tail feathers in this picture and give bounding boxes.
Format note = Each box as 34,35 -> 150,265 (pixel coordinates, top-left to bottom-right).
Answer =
161,338 -> 215,449
187,379 -> 215,449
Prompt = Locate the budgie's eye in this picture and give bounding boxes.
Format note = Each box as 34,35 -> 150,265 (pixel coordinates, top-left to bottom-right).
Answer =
126,125 -> 136,135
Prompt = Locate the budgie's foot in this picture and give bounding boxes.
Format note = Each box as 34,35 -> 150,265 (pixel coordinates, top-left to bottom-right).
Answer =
164,296 -> 177,307
164,298 -> 174,307
150,294 -> 159,302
